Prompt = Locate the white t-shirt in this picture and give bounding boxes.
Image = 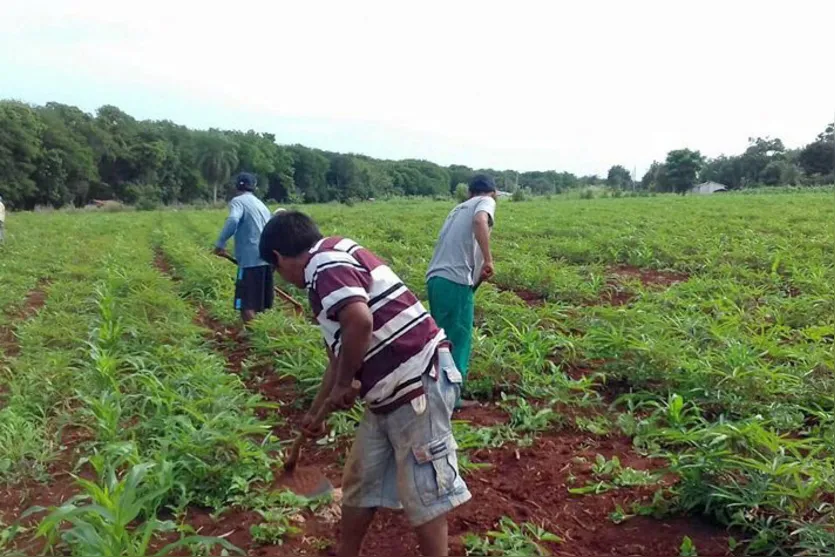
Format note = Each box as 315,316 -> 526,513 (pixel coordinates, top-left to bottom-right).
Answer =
0,201 -> 5,224
426,196 -> 496,286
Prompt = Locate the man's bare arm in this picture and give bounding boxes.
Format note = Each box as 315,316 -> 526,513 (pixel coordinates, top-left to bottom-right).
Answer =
308,346 -> 337,416
334,302 -> 373,388
474,211 -> 494,280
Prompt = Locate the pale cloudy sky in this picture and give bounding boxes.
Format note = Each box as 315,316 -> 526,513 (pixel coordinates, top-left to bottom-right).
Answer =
2,0 -> 833,177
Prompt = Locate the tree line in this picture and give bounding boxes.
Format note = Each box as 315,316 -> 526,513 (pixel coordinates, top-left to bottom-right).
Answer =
1,99 -> 832,209
607,125 -> 835,193
0,100 -> 595,210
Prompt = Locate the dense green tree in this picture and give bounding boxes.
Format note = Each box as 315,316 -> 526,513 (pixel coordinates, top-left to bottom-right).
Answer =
579,174 -> 602,187
0,101 -> 44,208
640,161 -> 667,191
447,164 -> 474,193
519,171 -> 569,195
606,165 -> 632,189
700,155 -> 743,188
197,132 -> 239,203
289,146 -> 330,202
798,124 -> 834,180
34,106 -> 98,206
664,149 -> 704,194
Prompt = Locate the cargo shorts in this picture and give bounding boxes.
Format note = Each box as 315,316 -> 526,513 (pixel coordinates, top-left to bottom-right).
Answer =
341,347 -> 472,526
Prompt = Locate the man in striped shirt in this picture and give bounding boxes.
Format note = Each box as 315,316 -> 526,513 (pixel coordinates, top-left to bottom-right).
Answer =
259,211 -> 471,556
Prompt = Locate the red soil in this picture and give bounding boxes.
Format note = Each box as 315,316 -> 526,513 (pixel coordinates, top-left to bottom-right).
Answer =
0,278 -> 51,358
497,286 -> 547,307
178,428 -> 732,557
514,289 -> 546,307
610,266 -> 689,290
594,266 -> 689,307
5,253 -> 732,557
0,424 -> 94,555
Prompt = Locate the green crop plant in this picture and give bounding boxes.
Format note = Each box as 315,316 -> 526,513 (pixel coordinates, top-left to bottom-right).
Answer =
246,489 -> 325,546
570,454 -> 660,494
679,535 -> 697,557
501,393 -> 563,433
463,517 -> 562,556
2,192 -> 833,555
28,460 -> 240,556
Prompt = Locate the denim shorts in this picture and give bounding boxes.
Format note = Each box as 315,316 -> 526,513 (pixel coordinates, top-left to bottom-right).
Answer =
341,347 -> 472,526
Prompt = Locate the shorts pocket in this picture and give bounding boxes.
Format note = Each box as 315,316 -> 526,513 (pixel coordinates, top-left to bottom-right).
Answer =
439,350 -> 462,385
412,434 -> 461,506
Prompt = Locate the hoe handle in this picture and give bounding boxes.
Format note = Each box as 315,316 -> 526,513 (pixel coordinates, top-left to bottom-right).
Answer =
284,401 -> 333,471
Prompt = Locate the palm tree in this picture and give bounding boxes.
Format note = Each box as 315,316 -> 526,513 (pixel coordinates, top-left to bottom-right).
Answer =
198,132 -> 239,203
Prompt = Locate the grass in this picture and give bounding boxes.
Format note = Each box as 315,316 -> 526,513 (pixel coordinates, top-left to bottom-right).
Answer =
1,190 -> 833,555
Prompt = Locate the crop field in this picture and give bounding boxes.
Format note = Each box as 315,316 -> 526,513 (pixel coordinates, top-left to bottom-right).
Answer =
0,192 -> 833,556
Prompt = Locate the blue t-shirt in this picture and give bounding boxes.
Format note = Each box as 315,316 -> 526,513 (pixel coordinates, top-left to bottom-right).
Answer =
216,192 -> 271,268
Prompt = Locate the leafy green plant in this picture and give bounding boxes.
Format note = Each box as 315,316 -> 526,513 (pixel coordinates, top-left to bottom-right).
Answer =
458,453 -> 492,476
570,454 -> 660,494
250,514 -> 301,545
502,394 -> 560,433
679,535 -> 697,557
615,466 -> 659,487
608,504 -> 634,524
591,454 -> 621,476
29,461 -> 241,556
318,401 -> 364,445
463,517 -> 562,556
575,415 -> 612,436
245,489 -> 322,545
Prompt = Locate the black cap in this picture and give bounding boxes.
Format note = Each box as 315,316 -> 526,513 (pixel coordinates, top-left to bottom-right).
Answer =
236,172 -> 257,192
468,173 -> 497,194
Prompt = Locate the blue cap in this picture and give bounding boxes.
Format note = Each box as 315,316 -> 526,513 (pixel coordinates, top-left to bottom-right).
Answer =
236,172 -> 257,191
468,174 -> 497,193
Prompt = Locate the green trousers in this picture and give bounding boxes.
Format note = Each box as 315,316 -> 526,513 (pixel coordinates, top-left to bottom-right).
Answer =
427,276 -> 474,388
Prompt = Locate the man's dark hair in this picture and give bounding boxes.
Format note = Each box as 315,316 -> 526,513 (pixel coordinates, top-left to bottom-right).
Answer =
468,173 -> 497,194
259,210 -> 323,264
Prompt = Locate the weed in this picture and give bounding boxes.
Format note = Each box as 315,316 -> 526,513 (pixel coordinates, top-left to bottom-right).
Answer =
679,535 -> 697,557
608,504 -> 634,524
463,517 -> 562,556
575,414 -> 612,436
570,454 -> 660,494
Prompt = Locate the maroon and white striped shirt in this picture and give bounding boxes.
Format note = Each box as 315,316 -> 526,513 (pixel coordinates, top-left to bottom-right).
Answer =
305,237 -> 446,413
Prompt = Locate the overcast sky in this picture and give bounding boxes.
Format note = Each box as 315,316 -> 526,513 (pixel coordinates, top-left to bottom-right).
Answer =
2,0 -> 834,177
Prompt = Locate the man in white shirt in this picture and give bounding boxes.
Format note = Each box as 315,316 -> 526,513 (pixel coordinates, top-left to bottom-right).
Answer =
425,174 -> 498,408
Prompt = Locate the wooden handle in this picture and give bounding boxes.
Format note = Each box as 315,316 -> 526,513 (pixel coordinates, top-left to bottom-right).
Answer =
284,401 -> 334,470
275,287 -> 306,313
216,251 -> 239,265
284,381 -> 361,470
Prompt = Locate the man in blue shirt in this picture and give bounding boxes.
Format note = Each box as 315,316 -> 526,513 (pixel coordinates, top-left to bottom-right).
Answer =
214,172 -> 273,323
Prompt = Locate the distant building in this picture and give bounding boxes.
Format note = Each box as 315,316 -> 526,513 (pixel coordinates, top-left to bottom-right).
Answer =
496,190 -> 512,198
691,181 -> 729,195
